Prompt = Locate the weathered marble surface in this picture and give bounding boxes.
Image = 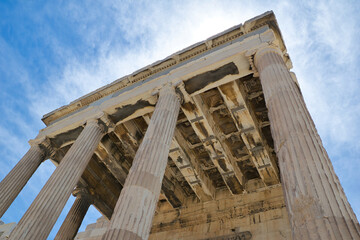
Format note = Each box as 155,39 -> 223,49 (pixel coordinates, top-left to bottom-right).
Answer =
255,47 -> 360,239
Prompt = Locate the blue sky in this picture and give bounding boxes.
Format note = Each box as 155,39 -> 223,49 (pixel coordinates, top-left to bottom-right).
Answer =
0,1 -> 359,239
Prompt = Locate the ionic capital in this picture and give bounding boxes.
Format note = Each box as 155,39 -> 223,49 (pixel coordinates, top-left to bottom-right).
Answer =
99,113 -> 116,133
28,137 -> 55,159
72,186 -> 93,203
152,82 -> 184,104
84,113 -> 112,133
174,81 -> 190,103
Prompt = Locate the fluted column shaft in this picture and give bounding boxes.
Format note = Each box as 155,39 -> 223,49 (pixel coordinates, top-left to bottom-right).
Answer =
0,144 -> 46,217
9,120 -> 104,240
55,190 -> 91,240
254,47 -> 360,239
102,85 -> 180,240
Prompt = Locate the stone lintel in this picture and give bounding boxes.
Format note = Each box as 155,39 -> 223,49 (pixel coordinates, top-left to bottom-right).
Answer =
39,27 -> 277,143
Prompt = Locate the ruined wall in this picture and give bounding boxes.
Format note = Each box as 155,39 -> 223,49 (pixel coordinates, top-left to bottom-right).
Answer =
76,185 -> 291,240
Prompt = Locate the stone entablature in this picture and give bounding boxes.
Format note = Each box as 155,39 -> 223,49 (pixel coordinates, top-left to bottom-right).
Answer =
41,11 -> 291,127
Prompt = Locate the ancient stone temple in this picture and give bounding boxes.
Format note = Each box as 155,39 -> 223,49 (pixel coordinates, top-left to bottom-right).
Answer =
1,11 -> 359,240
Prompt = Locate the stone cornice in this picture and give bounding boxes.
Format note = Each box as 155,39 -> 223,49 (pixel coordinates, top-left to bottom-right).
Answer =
41,11 -> 288,126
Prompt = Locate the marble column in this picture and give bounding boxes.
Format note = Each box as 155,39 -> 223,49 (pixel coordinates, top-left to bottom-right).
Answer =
9,119 -> 104,240
55,187 -> 92,240
0,138 -> 51,217
254,47 -> 360,239
102,84 -> 181,240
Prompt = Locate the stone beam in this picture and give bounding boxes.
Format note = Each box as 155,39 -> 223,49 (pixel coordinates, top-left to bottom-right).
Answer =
217,80 -> 279,185
178,85 -> 244,195
38,93 -> 157,140
162,166 -> 187,208
112,123 -> 139,163
82,156 -> 121,210
92,197 -> 113,220
193,94 -> 246,190
170,129 -> 216,202
95,139 -> 128,186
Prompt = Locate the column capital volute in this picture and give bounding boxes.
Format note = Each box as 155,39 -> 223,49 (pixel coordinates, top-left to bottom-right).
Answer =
84,112 -> 113,133
72,187 -> 93,203
28,137 -> 55,159
99,113 -> 116,133
174,81 -> 191,103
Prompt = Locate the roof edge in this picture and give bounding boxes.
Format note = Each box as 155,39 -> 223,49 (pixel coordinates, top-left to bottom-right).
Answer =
42,11 -> 285,126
